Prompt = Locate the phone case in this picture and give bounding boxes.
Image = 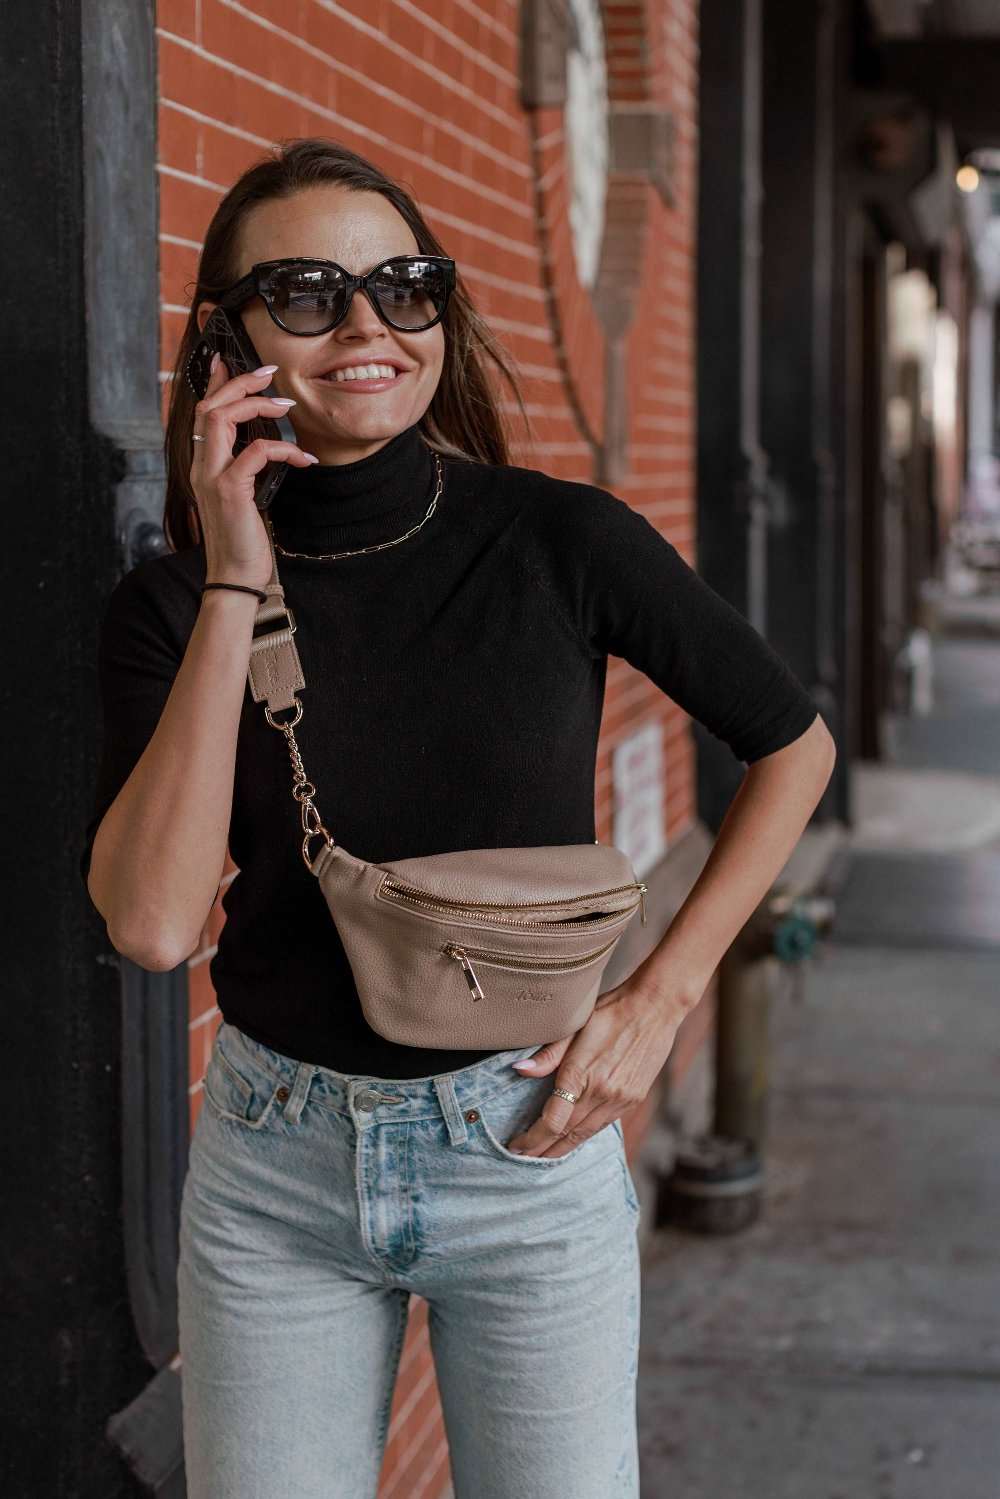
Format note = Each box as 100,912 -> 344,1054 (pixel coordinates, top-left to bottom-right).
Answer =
184,306 -> 297,512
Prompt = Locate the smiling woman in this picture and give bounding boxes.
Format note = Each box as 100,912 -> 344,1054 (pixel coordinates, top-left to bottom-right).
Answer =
160,142 -> 526,551
80,135 -> 827,1499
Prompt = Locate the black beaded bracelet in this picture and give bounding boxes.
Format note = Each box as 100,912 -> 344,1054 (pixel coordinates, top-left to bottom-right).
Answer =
202,582 -> 268,603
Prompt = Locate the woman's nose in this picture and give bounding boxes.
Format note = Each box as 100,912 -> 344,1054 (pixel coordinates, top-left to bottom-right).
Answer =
338,286 -> 387,338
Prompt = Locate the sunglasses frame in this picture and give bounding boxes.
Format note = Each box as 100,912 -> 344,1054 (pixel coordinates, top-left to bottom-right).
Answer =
217,254 -> 457,336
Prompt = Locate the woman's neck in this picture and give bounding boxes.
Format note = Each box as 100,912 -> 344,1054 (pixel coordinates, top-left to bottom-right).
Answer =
267,421 -> 435,556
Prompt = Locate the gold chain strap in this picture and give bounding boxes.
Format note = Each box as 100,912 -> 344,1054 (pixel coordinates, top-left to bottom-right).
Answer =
264,701 -> 335,870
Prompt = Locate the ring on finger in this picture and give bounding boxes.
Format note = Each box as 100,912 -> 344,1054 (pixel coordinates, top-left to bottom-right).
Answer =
553,1085 -> 579,1104
192,432 -> 207,444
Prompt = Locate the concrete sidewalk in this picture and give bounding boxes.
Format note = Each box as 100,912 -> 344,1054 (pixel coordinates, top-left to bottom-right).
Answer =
638,590 -> 1000,1497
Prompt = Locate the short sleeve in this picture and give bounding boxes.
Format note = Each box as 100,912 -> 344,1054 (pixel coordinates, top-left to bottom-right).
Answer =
540,486 -> 820,765
79,562 -> 190,890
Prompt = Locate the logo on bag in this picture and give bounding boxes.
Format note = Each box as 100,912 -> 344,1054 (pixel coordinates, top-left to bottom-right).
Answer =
516,988 -> 553,1003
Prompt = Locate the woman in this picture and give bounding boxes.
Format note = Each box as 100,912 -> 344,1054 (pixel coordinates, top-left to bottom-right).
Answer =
81,138 -> 835,1498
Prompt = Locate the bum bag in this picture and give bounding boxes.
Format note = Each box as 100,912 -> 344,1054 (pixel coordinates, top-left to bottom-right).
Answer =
243,510 -> 648,1050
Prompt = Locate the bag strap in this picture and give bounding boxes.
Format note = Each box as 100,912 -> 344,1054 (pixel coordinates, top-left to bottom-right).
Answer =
246,512 -> 306,713
244,512 -> 335,870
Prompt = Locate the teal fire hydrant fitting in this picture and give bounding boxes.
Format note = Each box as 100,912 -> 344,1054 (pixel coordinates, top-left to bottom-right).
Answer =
712,890 -> 835,1148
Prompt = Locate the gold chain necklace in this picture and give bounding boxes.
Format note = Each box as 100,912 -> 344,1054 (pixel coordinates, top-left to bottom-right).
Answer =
271,451 -> 444,561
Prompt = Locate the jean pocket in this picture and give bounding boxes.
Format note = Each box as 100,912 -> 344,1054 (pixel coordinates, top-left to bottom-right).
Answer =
472,1073 -> 617,1168
201,1025 -> 287,1132
612,1122 -> 641,1217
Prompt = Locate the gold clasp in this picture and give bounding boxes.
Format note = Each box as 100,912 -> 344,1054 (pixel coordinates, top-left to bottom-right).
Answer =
264,700 -> 303,730
302,825 -> 335,870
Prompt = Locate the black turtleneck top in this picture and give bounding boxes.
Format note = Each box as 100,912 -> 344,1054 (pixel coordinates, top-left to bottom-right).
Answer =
79,422 -> 819,1078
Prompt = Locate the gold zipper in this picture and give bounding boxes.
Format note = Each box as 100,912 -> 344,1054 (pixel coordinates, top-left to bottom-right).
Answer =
379,878 -> 648,928
443,936 -> 621,1001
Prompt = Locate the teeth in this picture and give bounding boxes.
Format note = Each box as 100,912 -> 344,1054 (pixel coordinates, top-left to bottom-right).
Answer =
324,363 -> 398,381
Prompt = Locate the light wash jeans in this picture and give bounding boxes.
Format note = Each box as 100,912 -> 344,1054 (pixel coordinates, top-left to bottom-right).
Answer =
177,1020 -> 641,1498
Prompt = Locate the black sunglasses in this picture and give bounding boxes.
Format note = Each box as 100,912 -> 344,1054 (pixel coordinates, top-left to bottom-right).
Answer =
217,254 -> 456,336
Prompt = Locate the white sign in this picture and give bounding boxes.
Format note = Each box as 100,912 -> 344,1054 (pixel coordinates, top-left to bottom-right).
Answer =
611,721 -> 667,877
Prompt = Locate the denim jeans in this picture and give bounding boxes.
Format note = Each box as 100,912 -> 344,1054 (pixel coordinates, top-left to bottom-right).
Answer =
177,1020 -> 641,1498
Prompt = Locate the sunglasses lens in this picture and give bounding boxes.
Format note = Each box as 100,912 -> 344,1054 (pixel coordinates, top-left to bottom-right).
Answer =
267,263 -> 347,333
264,258 -> 451,332
371,259 -> 450,328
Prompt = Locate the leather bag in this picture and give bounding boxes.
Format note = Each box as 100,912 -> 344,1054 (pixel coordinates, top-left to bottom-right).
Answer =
243,511 -> 648,1049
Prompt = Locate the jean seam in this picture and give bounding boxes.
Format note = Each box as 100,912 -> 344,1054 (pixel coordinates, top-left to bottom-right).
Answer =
618,1151 -> 640,1216
401,1123 -> 416,1262
214,1045 -> 255,1105
202,1073 -> 281,1131
374,1291 -> 410,1465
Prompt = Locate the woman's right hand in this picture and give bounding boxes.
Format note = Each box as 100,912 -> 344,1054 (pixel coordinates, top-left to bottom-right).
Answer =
190,356 -> 319,594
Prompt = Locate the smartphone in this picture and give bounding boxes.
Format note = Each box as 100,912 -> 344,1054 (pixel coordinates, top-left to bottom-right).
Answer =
184,306 -> 297,512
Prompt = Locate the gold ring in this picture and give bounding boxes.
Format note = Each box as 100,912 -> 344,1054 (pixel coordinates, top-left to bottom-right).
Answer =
192,433 -> 207,444
552,1086 -> 578,1104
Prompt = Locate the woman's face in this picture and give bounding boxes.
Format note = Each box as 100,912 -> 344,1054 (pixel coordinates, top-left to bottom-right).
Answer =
195,185 -> 446,465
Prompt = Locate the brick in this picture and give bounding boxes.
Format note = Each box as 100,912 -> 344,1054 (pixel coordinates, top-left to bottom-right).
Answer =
157,0 -> 198,40
157,167 -> 224,245
159,102 -> 203,176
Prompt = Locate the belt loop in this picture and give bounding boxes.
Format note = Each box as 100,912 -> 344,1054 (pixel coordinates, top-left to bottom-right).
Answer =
283,1060 -> 315,1125
434,1075 -> 469,1146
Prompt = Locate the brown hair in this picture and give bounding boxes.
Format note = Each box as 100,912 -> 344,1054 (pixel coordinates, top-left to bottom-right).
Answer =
162,137 -> 530,551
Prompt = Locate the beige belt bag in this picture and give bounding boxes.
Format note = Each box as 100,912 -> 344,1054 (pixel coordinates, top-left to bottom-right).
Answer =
244,513 -> 648,1050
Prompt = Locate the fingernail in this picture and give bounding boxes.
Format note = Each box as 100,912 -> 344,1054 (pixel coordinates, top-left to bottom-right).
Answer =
303,452 -> 319,463
253,364 -> 279,375
512,1060 -> 536,1070
209,351 -> 220,373
271,397 -> 296,406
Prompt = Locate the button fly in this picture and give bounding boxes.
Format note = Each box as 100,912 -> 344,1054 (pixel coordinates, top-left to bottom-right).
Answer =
356,1090 -> 377,1111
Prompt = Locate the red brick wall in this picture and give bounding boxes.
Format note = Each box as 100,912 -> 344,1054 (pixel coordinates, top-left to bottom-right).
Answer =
159,2 -> 698,1492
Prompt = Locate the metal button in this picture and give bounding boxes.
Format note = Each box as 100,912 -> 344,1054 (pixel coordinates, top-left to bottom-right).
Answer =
465,1109 -> 480,1123
276,1086 -> 290,1103
357,1090 -> 376,1111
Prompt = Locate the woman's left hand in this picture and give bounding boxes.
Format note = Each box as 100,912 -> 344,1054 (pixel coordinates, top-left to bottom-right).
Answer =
504,964 -> 704,1157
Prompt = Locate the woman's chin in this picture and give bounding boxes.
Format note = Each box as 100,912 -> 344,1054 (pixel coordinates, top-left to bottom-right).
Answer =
297,422 -> 410,462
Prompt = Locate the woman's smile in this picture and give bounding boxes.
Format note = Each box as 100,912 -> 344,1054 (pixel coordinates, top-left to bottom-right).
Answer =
313,366 -> 410,394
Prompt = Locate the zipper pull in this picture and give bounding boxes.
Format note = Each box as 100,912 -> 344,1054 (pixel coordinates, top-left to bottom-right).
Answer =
445,945 -> 485,1001
638,883 -> 648,925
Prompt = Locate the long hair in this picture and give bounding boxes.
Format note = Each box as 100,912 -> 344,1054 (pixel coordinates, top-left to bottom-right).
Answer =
163,137 -> 530,551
